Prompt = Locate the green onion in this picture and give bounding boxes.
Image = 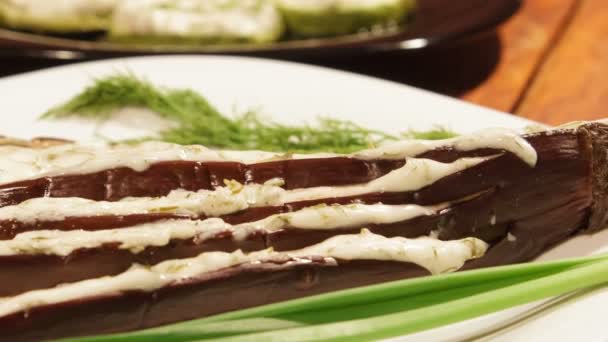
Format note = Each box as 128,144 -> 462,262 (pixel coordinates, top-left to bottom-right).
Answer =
64,254 -> 608,342
206,256 -> 608,342
41,74 -> 457,153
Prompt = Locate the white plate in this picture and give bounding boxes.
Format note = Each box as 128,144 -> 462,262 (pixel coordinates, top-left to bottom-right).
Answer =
0,56 -> 605,342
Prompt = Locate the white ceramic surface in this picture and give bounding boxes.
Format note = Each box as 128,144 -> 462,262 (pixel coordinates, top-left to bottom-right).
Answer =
0,56 -> 605,342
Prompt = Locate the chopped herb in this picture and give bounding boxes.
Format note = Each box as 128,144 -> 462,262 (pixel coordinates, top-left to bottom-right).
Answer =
149,206 -> 179,213
42,74 -> 457,153
224,179 -> 244,194
402,127 -> 458,140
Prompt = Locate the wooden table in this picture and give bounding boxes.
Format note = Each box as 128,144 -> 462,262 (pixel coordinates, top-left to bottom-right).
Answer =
0,0 -> 606,126
320,0 -> 608,125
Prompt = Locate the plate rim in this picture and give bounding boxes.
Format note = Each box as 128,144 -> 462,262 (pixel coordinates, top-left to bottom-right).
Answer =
2,53 -> 600,342
0,53 -> 536,126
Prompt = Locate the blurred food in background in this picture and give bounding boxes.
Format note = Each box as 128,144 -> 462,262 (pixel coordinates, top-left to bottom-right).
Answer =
0,0 -> 117,33
0,0 -> 416,44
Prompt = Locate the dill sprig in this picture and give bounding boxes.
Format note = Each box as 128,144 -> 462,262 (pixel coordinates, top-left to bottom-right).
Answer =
402,126 -> 458,140
42,74 -> 456,153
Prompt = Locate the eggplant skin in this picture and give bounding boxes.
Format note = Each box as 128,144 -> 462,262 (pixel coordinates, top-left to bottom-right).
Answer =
581,123 -> 608,232
0,125 -> 596,297
0,158 -> 406,208
0,123 -> 607,341
0,260 -> 428,342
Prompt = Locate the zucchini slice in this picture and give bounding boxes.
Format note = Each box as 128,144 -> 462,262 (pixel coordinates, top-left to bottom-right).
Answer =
0,0 -> 116,33
109,0 -> 285,44
276,0 -> 416,38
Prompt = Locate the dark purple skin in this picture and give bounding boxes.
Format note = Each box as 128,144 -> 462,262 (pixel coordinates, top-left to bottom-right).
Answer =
0,123 -> 606,341
0,158 -> 405,208
0,127 -> 592,238
0,259 -> 429,342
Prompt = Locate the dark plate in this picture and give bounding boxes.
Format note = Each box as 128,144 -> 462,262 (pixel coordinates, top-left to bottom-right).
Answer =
0,0 -> 520,59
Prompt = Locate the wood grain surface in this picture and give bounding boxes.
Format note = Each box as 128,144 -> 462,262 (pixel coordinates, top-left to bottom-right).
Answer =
462,0 -> 579,113
515,0 -> 608,124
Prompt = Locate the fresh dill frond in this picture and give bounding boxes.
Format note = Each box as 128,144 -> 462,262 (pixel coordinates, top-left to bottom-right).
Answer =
402,127 -> 458,140
42,74 -> 457,153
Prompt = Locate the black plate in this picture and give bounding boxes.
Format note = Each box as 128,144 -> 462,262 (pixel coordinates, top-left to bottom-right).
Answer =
0,0 -> 520,59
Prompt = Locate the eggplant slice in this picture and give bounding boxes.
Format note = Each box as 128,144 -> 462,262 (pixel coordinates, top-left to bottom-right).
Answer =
0,122 -> 606,341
